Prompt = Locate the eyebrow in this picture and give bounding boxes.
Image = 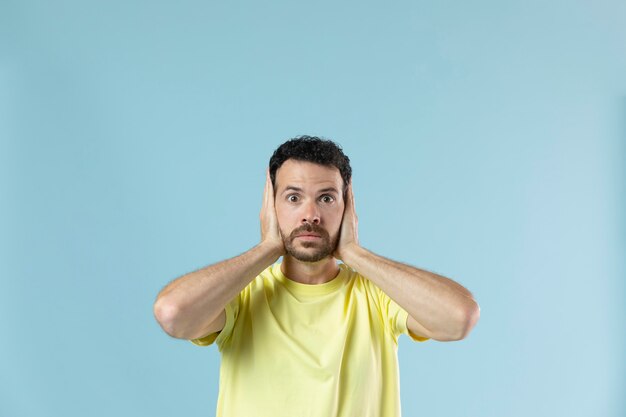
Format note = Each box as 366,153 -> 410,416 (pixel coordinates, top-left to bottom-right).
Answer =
282,186 -> 339,195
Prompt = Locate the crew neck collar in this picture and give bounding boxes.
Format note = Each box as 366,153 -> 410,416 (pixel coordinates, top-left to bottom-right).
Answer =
272,262 -> 348,296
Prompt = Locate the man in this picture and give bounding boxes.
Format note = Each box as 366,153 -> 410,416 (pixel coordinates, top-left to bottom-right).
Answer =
154,136 -> 480,417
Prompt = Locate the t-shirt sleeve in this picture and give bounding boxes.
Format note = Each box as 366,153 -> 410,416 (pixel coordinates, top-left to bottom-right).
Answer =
189,293 -> 241,350
378,288 -> 430,343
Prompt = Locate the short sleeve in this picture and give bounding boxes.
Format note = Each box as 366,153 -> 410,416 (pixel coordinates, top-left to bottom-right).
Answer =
378,288 -> 429,343
189,293 -> 241,350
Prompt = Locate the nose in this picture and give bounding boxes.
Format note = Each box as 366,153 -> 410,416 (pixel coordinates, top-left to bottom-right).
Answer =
301,201 -> 321,225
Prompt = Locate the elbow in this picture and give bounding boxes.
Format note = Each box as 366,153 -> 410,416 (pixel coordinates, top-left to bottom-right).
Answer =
153,296 -> 188,339
455,299 -> 480,341
436,299 -> 480,342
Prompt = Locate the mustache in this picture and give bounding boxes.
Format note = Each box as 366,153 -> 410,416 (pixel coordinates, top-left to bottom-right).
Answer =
290,224 -> 329,239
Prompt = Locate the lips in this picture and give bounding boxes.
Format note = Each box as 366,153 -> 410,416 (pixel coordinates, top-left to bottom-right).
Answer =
297,234 -> 321,238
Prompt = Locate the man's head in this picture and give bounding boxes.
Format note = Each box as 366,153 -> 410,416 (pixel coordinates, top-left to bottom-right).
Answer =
269,136 -> 352,263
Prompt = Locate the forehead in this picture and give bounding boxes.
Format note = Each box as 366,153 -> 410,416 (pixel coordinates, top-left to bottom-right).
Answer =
275,160 -> 342,192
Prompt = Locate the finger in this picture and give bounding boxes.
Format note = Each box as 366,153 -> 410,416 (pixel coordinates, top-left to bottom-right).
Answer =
266,169 -> 272,189
263,172 -> 273,219
267,170 -> 276,207
347,182 -> 356,218
350,181 -> 355,213
262,173 -> 267,207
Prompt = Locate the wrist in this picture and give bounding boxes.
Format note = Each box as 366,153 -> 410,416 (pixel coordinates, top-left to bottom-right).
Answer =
337,242 -> 362,265
259,239 -> 285,261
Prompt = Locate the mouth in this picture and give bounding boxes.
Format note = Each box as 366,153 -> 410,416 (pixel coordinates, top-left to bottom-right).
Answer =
296,234 -> 322,239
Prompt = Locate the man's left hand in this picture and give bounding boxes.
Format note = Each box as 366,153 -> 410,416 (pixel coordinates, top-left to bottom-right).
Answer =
334,181 -> 360,262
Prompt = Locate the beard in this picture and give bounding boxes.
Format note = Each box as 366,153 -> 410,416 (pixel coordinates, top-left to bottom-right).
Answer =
282,223 -> 338,263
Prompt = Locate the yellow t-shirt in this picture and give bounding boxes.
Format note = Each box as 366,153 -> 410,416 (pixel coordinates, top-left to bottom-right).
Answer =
191,262 -> 428,417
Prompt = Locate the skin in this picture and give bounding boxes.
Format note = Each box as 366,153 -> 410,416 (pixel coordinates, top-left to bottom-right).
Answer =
154,157 -> 480,342
263,159 -> 480,341
270,159 -> 346,285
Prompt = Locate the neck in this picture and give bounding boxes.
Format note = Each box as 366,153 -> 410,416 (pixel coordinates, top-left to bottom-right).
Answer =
280,255 -> 340,285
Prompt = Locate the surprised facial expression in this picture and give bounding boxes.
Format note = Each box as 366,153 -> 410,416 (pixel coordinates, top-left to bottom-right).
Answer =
274,159 -> 345,263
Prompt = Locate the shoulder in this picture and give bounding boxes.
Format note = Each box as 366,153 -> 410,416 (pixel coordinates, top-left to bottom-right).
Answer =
244,263 -> 283,298
340,263 -> 384,301
342,263 -> 379,289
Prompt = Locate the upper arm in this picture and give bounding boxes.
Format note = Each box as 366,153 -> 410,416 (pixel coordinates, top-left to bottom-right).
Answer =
190,309 -> 226,340
406,314 -> 433,341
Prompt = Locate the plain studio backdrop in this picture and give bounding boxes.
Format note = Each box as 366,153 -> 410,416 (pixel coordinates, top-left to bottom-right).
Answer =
1,1 -> 624,416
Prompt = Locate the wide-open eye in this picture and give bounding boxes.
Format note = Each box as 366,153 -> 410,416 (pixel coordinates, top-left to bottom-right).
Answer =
287,194 -> 299,203
320,194 -> 335,203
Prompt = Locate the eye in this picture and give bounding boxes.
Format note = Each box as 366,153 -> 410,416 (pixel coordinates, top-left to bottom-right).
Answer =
320,194 -> 335,203
287,194 -> 299,203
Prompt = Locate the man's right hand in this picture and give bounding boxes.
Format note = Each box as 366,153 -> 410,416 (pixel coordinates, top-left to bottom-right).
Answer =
154,170 -> 286,340
260,169 -> 286,256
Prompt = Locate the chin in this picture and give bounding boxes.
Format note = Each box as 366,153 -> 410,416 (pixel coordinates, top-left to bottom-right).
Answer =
289,249 -> 333,263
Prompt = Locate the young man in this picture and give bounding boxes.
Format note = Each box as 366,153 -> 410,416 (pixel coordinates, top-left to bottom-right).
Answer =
154,136 -> 480,417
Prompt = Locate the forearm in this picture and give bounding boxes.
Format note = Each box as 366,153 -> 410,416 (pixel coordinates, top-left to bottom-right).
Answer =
342,244 -> 479,340
154,242 -> 282,339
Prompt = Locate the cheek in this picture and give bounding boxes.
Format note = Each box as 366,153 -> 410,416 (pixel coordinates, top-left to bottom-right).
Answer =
328,208 -> 344,231
275,204 -> 296,226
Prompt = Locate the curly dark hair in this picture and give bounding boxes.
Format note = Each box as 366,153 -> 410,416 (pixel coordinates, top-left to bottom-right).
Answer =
269,135 -> 352,197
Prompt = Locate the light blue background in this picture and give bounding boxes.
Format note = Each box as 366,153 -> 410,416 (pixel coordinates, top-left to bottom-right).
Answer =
1,1 -> 624,416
